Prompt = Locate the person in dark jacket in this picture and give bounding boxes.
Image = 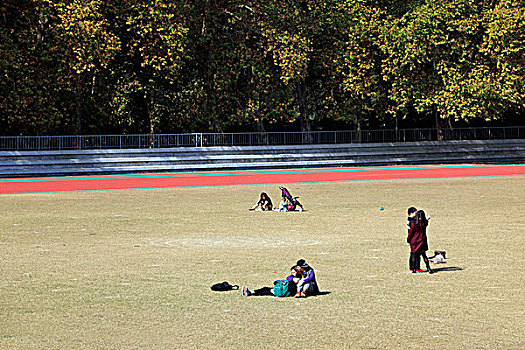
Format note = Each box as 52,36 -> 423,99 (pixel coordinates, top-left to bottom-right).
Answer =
249,192 -> 273,211
295,259 -> 319,297
406,207 -> 422,272
407,210 -> 434,274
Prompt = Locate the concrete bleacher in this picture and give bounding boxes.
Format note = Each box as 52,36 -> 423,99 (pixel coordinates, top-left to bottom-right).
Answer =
0,139 -> 524,177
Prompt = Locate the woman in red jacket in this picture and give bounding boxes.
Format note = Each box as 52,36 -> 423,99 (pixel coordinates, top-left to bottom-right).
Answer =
407,210 -> 434,274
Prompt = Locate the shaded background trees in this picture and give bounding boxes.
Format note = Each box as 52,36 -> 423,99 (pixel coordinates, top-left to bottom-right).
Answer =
1,0 -> 523,136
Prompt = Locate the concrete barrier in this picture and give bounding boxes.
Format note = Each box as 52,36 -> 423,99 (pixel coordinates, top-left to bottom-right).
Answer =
1,139 -> 524,177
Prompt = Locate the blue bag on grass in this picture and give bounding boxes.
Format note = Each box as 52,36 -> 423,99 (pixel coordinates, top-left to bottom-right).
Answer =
273,279 -> 292,297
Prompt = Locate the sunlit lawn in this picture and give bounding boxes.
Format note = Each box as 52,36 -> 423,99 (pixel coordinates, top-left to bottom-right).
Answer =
1,175 -> 523,349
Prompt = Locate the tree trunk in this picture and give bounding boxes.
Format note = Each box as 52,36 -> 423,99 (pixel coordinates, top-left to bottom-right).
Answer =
75,90 -> 82,134
297,80 -> 311,131
356,116 -> 362,143
297,80 -> 312,143
146,90 -> 155,148
35,5 -> 48,44
149,116 -> 155,147
435,108 -> 443,141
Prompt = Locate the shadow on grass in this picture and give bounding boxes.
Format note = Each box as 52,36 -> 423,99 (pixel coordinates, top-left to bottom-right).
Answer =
248,291 -> 331,298
275,210 -> 308,213
431,266 -> 464,273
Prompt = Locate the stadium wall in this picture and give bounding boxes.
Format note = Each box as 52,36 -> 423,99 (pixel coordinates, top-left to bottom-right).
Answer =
1,139 -> 524,178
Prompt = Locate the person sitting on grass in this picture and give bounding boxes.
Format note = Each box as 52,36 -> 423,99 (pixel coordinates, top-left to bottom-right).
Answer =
295,259 -> 319,298
241,266 -> 300,296
276,196 -> 290,212
249,192 -> 273,211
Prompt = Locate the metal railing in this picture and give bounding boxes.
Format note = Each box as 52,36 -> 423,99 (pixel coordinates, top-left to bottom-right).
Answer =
0,127 -> 523,151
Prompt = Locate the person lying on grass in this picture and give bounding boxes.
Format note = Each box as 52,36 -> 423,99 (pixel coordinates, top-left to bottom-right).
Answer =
241,266 -> 300,297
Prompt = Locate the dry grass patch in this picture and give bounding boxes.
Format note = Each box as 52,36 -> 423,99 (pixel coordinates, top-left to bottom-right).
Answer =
1,176 -> 523,349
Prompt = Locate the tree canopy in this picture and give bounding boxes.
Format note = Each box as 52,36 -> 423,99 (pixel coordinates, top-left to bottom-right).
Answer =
1,0 -> 523,135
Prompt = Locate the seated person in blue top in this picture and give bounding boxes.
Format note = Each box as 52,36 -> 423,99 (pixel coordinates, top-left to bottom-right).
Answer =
241,266 -> 299,296
276,196 -> 290,212
249,192 -> 273,211
295,259 -> 319,298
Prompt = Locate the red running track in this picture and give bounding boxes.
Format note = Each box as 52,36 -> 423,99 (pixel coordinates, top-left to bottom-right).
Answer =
1,164 -> 524,194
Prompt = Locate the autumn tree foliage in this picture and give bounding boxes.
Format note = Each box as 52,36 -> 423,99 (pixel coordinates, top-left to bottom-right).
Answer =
0,0 -> 523,135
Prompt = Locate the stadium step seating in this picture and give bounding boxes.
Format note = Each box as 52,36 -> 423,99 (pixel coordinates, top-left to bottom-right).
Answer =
0,140 -> 524,177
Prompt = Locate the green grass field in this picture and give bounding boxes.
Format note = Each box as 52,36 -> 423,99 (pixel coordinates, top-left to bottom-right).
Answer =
1,176 -> 523,349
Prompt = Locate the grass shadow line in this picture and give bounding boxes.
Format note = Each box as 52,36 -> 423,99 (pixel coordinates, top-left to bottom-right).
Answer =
432,266 -> 464,273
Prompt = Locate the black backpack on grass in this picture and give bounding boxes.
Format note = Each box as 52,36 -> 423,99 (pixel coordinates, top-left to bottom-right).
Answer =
211,281 -> 239,291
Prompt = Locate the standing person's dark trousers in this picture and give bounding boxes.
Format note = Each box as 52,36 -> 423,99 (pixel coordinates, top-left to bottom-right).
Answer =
410,252 -> 432,273
409,252 -> 421,271
410,252 -> 420,271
